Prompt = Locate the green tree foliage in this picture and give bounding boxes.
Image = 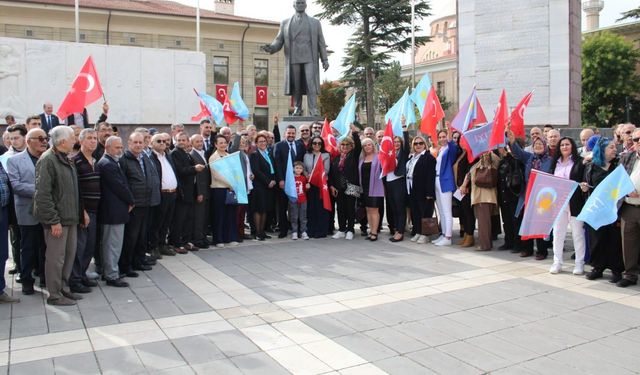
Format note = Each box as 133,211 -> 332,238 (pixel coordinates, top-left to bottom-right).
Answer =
374,62 -> 409,114
316,0 -> 431,128
318,80 -> 346,120
582,32 -> 640,127
618,7 -> 640,21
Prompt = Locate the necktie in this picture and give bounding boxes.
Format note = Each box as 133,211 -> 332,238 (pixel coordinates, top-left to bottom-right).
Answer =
47,115 -> 51,127
289,142 -> 296,159
205,139 -> 210,151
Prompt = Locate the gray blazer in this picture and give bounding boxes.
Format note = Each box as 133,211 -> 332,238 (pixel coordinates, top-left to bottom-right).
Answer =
7,150 -> 38,225
303,152 -> 330,177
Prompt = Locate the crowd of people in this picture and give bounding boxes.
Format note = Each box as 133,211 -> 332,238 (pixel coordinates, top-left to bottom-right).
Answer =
1,105 -> 639,305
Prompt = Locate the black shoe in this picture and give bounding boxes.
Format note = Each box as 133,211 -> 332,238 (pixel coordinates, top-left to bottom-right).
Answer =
510,248 -> 521,254
133,264 -> 152,271
616,278 -> 637,288
106,278 -> 129,287
8,268 -> 17,275
278,233 -> 287,239
125,271 -> 139,278
22,283 -> 34,295
61,290 -> 83,300
82,278 -> 98,287
389,236 -> 404,243
15,274 -> 22,284
70,284 -> 92,294
143,256 -> 157,266
585,269 -> 604,280
264,234 -> 272,239
498,244 -> 513,251
610,272 -> 623,284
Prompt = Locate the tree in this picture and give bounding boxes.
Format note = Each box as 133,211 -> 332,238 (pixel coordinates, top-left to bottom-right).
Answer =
374,62 -> 409,115
618,6 -> 640,21
582,32 -> 640,127
318,80 -> 346,120
317,0 -> 431,128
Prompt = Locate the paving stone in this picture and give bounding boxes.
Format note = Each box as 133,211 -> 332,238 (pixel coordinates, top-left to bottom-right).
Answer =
171,295 -> 211,314
111,301 -> 152,323
79,306 -> 119,328
192,359 -> 243,375
301,315 -> 357,338
333,333 -> 398,362
10,314 -> 49,338
206,330 -> 261,357
363,327 -> 427,354
229,352 -> 290,375
142,299 -> 183,319
134,340 -> 187,370
53,352 -> 101,375
172,335 -> 226,365
393,321 -> 457,347
95,346 -> 146,375
406,348 -> 484,375
9,358 -> 55,375
329,310 -> 385,332
47,310 -> 85,333
374,356 -> 437,375
147,365 -> 196,375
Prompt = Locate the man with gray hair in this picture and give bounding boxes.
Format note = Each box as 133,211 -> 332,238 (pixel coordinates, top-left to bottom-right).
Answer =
135,127 -> 152,156
170,123 -> 185,150
33,126 -> 83,306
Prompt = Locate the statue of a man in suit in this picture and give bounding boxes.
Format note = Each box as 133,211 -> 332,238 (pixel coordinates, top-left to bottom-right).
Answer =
261,0 -> 329,117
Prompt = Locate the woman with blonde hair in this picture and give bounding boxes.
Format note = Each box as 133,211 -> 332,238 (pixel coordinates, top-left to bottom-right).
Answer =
359,138 -> 384,241
406,135 -> 437,244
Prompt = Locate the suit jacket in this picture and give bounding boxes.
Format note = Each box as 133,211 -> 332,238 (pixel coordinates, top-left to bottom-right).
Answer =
437,140 -> 459,193
6,150 -> 38,225
274,139 -> 305,183
407,152 -> 437,200
190,149 -> 210,199
202,133 -> 216,161
149,151 -> 178,191
170,147 -> 198,203
329,132 -> 362,189
392,131 -> 411,177
97,154 -> 134,225
250,150 -> 276,190
39,113 -> 60,133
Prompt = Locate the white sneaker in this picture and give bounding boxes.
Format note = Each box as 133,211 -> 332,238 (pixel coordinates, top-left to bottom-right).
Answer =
431,235 -> 444,244
333,231 -> 346,239
410,234 -> 421,242
572,264 -> 584,275
301,232 -> 309,240
345,231 -> 354,240
416,235 -> 427,244
229,241 -> 239,246
435,238 -> 451,246
549,263 -> 562,274
216,243 -> 225,248
291,233 -> 298,240
85,271 -> 100,280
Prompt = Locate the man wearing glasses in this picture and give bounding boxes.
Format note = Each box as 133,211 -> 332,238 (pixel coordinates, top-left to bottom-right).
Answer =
620,123 -> 636,155
311,122 -> 322,137
297,124 -> 312,149
7,128 -> 48,296
619,128 -> 640,288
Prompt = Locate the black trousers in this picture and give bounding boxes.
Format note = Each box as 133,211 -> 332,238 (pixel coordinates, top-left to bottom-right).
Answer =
516,211 -> 551,255
9,224 -> 21,271
307,186 -> 329,238
336,193 -> 357,233
499,196 -> 518,247
386,178 -> 407,234
409,195 -> 435,236
120,207 -> 148,272
459,193 -> 475,236
192,199 -> 209,244
588,223 -> 624,273
276,187 -> 290,236
150,192 -> 176,249
211,188 -> 238,244
19,224 -> 45,285
170,200 -> 194,247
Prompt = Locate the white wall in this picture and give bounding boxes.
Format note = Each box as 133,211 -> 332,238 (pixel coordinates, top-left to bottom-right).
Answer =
0,37 -> 206,124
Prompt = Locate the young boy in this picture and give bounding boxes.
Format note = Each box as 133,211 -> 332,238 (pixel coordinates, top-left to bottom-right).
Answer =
290,161 -> 309,240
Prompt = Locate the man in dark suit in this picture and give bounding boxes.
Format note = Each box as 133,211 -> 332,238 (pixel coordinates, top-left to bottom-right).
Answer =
66,102 -> 109,128
273,125 -> 305,238
97,136 -> 134,287
169,132 -> 205,251
39,102 -> 60,133
199,119 -> 215,160
189,134 -> 211,248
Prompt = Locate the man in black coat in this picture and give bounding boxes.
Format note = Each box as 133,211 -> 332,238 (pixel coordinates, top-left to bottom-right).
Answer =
189,134 -> 211,248
169,132 -> 205,251
97,136 -> 134,287
39,102 -> 60,133
273,125 -> 305,238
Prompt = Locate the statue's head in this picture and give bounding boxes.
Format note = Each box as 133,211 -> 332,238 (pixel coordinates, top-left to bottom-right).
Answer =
293,0 -> 307,13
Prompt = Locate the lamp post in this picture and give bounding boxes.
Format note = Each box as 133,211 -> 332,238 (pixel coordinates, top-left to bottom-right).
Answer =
411,0 -> 416,89
75,0 -> 79,42
196,0 -> 201,52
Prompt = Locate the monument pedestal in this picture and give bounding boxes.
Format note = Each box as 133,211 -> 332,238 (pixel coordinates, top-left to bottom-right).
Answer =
278,116 -> 323,139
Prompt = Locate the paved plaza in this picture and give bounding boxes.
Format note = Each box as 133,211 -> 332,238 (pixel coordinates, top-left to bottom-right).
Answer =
1,235 -> 640,375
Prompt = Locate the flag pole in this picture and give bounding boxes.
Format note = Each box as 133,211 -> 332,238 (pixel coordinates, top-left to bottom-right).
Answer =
75,0 -> 79,43
411,0 -> 416,90
196,0 -> 201,52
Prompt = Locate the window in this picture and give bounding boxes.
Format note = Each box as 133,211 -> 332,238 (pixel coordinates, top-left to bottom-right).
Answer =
213,56 -> 229,84
80,33 -> 86,41
443,22 -> 448,37
254,108 -> 269,130
437,81 -> 446,97
175,40 -> 182,47
128,36 -> 136,44
25,29 -> 33,37
254,59 -> 268,86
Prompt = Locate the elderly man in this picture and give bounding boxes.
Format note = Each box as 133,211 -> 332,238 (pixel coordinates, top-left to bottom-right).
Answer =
546,129 -> 560,158
7,128 -> 48,295
190,134 -> 211,248
33,126 -> 83,306
170,133 -> 205,251
98,136 -> 134,287
618,128 -> 640,287
620,123 -> 637,155
0,162 -> 19,303
169,123 -> 185,150
149,133 -> 180,257
69,129 -> 101,294
120,132 -> 160,276
297,124 -> 312,149
363,127 -> 375,140
578,128 -> 595,157
524,127 -> 542,152
39,102 -> 60,133
135,127 -> 152,157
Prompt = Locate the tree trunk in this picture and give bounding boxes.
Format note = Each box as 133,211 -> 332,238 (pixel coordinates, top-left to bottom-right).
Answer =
362,15 -> 375,128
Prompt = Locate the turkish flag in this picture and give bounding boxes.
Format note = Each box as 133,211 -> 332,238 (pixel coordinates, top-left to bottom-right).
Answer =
309,154 -> 332,211
420,86 -> 445,143
191,100 -> 210,122
489,89 -> 509,148
321,118 -> 339,158
215,84 -> 228,103
510,91 -> 534,139
223,95 -> 237,125
256,86 -> 268,106
57,56 -> 103,119
378,120 -> 397,177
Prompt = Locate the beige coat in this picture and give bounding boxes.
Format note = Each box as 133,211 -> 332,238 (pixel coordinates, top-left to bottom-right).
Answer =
470,153 -> 500,206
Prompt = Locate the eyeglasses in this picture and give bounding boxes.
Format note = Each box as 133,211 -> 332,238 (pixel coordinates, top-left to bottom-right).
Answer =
340,143 -> 352,147
413,142 -> 425,146
312,141 -> 322,145
28,136 -> 49,143
633,137 -> 640,143
625,131 -> 633,135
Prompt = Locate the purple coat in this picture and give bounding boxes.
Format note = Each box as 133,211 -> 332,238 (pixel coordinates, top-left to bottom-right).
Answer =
359,155 -> 385,197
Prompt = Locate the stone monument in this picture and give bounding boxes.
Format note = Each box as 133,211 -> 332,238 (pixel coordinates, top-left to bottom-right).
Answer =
457,0 -> 582,127
261,0 -> 329,117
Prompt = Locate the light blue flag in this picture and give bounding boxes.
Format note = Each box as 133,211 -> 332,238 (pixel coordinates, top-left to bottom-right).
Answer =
0,155 -> 9,170
410,74 -> 432,117
228,82 -> 249,120
210,151 -> 248,204
577,165 -> 636,230
195,90 -> 224,126
385,88 -> 416,136
284,153 -> 297,202
334,94 -> 356,141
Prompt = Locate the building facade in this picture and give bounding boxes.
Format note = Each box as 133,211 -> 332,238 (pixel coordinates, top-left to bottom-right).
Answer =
0,0 -> 287,129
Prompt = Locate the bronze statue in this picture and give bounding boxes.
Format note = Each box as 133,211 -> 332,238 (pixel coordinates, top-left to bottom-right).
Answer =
261,0 -> 329,117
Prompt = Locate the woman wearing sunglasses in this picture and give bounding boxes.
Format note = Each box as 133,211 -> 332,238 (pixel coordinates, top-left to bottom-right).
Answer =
406,136 -> 437,244
303,136 -> 331,238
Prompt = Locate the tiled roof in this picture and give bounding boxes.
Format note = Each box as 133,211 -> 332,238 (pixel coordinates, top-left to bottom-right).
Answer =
7,0 -> 279,25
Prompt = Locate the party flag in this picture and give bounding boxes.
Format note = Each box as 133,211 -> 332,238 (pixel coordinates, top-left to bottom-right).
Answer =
489,89 -> 509,148
333,94 -> 357,141
410,74 -> 433,117
209,151 -> 248,204
223,82 -> 249,125
385,88 -> 416,136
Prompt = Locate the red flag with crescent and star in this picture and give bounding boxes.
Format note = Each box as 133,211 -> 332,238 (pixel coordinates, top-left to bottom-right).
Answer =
378,119 -> 397,177
309,154 -> 332,211
256,86 -> 268,106
57,56 -> 104,119
510,91 -> 534,139
489,89 -> 509,148
420,86 -> 445,143
215,84 -> 228,103
321,118 -> 339,158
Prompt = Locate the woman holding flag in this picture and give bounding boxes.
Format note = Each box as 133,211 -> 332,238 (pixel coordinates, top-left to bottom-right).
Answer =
359,138 -> 384,241
581,138 -> 624,282
387,123 -> 411,242
209,135 -> 238,247
249,134 -> 276,241
432,129 -> 459,246
329,126 -> 361,241
304,136 -> 331,239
